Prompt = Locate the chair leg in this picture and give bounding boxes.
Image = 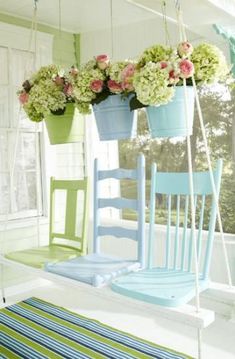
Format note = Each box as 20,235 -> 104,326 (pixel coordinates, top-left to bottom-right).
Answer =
0,264 -> 6,303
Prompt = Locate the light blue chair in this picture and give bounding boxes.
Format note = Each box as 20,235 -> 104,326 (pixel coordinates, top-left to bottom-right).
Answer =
112,160 -> 223,307
46,154 -> 145,287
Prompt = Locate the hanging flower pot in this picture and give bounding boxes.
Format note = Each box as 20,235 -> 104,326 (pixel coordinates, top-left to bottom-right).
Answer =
93,94 -> 137,141
146,86 -> 195,138
45,103 -> 84,145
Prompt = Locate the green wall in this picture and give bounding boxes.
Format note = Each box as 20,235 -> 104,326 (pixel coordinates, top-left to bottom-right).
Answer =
0,13 -> 80,67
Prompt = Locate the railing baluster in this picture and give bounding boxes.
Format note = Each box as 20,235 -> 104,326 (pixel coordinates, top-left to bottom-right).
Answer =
174,195 -> 180,269
187,195 -> 197,272
181,195 -> 189,270
197,195 -> 206,263
166,194 -> 171,268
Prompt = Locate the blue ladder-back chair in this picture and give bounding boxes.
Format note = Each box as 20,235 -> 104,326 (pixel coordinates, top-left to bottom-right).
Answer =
112,160 -> 223,307
5,178 -> 89,268
46,154 -> 145,287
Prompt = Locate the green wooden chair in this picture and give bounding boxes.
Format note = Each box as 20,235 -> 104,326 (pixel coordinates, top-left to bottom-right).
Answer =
5,177 -> 89,269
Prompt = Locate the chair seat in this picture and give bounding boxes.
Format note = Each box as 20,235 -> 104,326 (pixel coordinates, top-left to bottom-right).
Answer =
5,245 -> 79,269
111,268 -> 209,307
46,253 -> 140,287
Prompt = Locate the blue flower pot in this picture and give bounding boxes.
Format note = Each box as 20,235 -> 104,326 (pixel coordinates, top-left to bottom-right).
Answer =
93,94 -> 137,141
146,86 -> 195,138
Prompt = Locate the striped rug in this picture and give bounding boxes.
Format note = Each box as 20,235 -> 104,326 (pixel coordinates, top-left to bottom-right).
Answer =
0,297 -> 193,359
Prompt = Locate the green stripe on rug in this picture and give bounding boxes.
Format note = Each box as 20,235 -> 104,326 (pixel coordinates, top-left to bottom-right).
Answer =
0,346 -> 21,359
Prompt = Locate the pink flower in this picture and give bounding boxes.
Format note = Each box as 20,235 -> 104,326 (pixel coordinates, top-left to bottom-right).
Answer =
179,59 -> 194,79
177,41 -> 194,58
70,66 -> 78,77
63,83 -> 73,96
121,64 -> 135,80
96,54 -> 110,70
90,79 -> 104,93
169,69 -> 180,85
160,61 -> 168,69
19,92 -> 29,105
121,80 -> 134,92
54,76 -> 65,86
107,80 -> 122,93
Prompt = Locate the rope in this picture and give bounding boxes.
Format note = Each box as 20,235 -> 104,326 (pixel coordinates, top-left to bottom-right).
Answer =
183,79 -> 200,312
197,329 -> 202,359
161,1 -> 171,46
110,0 -> 114,59
58,0 -> 62,65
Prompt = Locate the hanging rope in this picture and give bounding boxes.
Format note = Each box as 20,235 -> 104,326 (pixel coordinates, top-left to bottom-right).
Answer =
161,1 -> 171,46
58,0 -> 62,65
110,0 -> 114,59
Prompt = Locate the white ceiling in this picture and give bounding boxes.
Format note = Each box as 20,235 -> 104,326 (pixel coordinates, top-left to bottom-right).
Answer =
0,0 -> 234,47
0,0 -> 234,35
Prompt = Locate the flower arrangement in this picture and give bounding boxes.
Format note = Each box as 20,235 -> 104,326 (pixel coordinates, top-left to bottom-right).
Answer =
73,55 -> 136,114
18,64 -> 78,122
130,41 -> 230,110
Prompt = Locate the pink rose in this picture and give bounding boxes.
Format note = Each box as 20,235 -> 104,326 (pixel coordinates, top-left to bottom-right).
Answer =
96,54 -> 110,70
179,59 -> 194,79
121,64 -> 135,80
19,92 -> 29,105
169,69 -> 180,85
90,79 -> 104,93
160,61 -> 168,69
63,83 -> 73,96
107,80 -> 122,93
177,42 -> 194,58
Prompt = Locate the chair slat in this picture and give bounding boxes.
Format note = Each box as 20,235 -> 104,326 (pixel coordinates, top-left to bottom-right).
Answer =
173,195 -> 180,269
165,195 -> 171,268
98,198 -> 137,210
98,168 -> 138,180
98,226 -> 137,241
181,195 -> 189,271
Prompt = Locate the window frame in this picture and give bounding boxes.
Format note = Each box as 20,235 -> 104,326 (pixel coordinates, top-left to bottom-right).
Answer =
0,22 -> 53,224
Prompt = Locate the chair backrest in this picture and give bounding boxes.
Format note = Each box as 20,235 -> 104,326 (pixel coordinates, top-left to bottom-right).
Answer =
49,177 -> 89,255
148,159 -> 223,280
93,154 -> 145,267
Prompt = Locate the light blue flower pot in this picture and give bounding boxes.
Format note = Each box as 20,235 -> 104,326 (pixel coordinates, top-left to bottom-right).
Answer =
146,86 -> 195,138
93,94 -> 137,141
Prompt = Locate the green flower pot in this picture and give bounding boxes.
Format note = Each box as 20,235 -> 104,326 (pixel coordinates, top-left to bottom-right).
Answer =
45,103 -> 84,145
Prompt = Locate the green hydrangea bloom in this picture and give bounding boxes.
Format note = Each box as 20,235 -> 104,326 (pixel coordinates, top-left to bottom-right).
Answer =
23,79 -> 67,121
191,43 -> 229,85
106,61 -> 129,82
73,68 -> 105,103
138,45 -> 175,67
133,62 -> 174,106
